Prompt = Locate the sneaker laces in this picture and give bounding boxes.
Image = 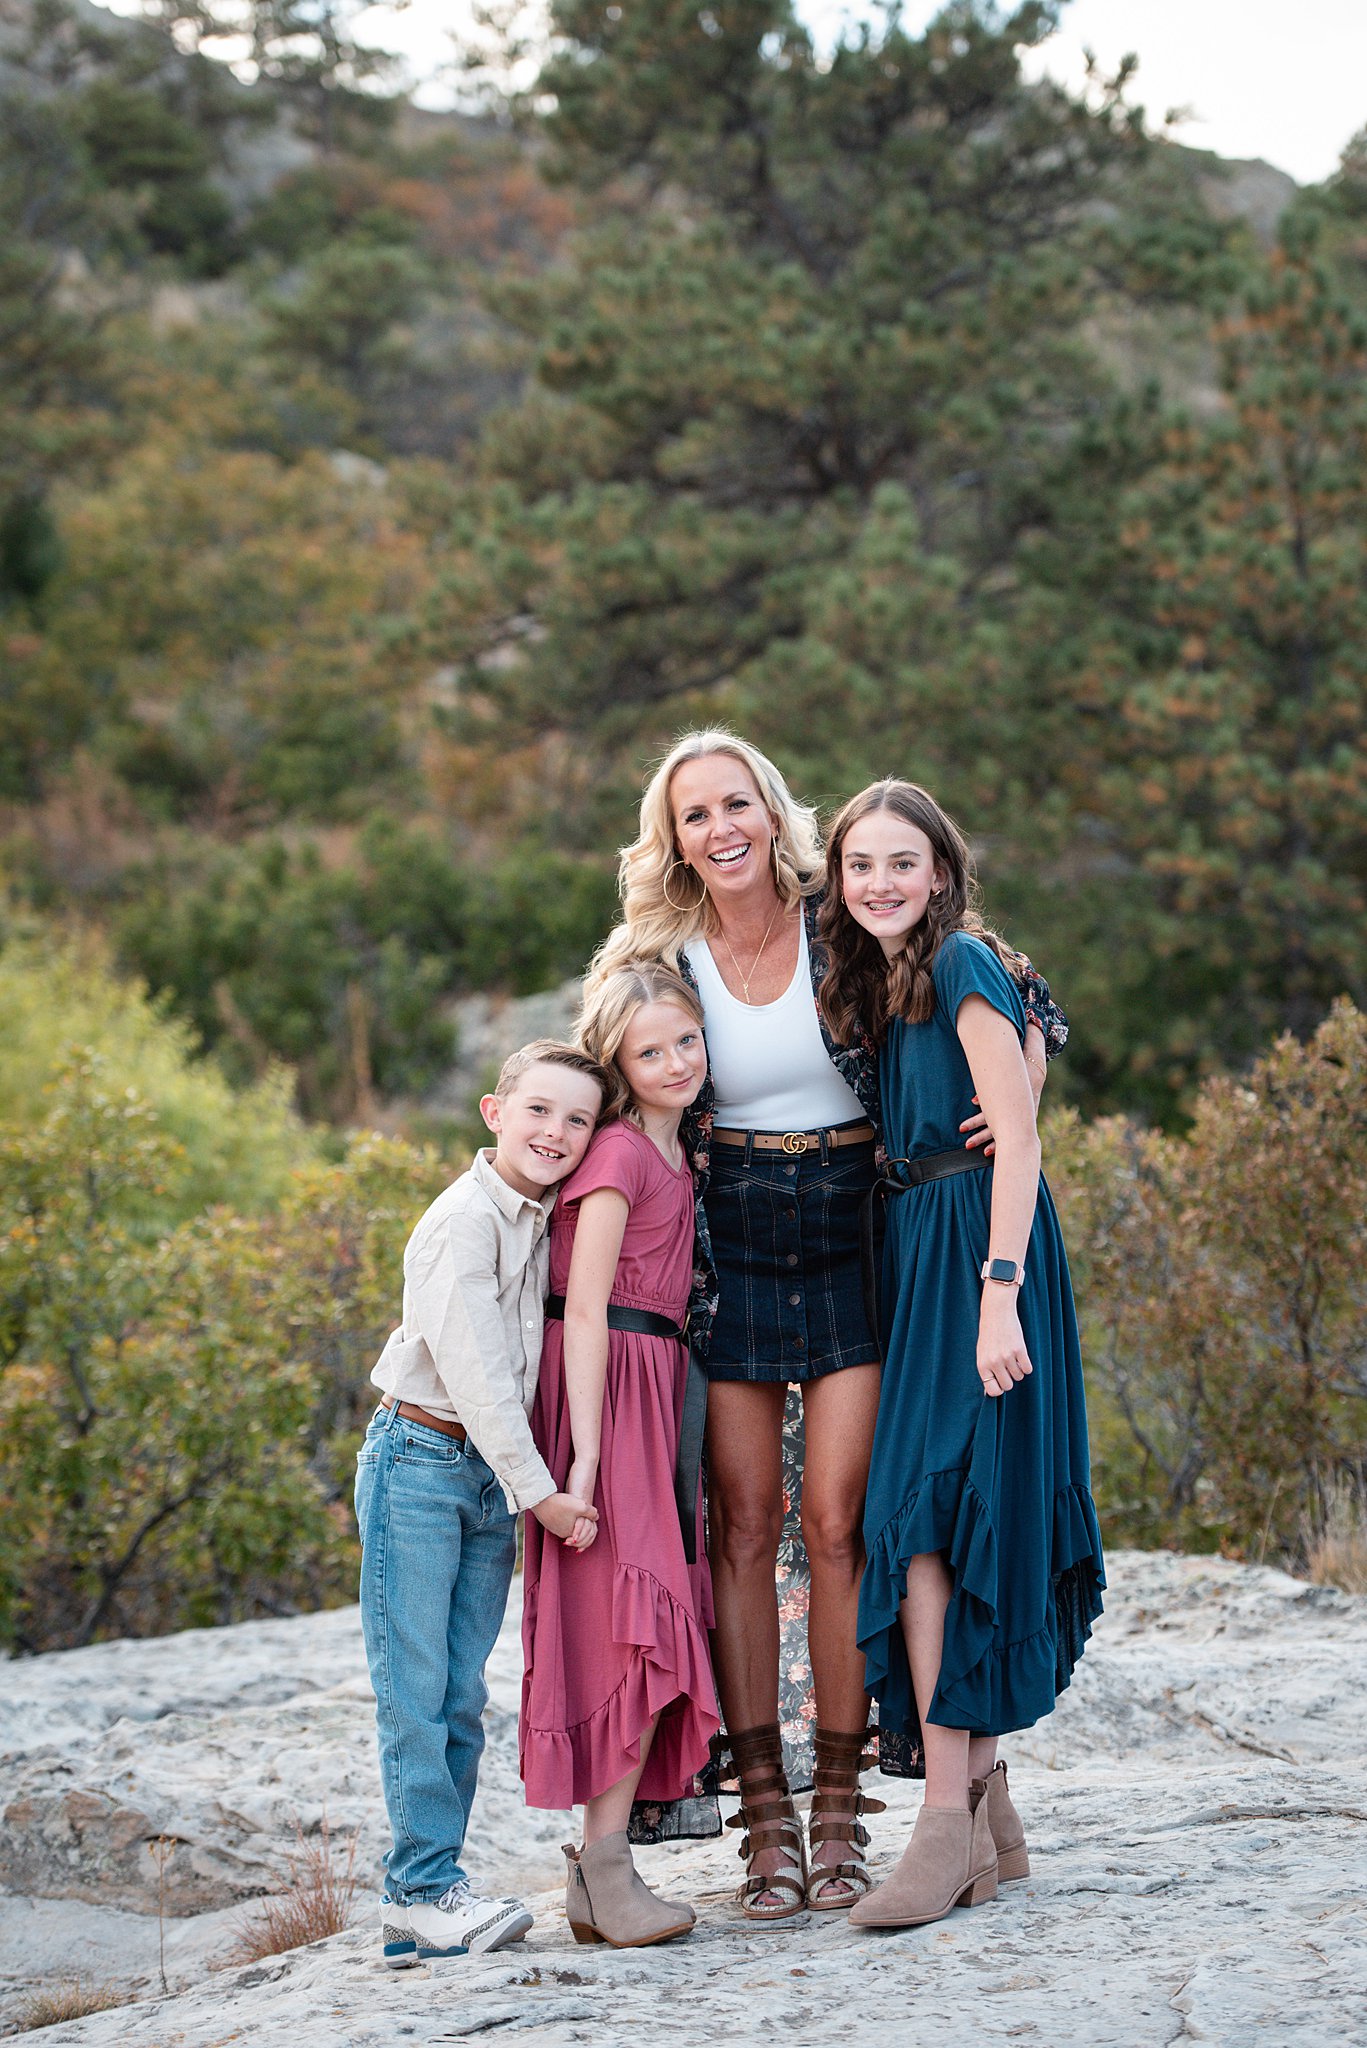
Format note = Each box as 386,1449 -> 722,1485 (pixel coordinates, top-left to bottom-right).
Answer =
434,1881 -> 472,1912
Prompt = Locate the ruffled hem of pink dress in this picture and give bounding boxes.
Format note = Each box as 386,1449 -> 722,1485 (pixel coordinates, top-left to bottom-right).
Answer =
520,1561 -> 720,1809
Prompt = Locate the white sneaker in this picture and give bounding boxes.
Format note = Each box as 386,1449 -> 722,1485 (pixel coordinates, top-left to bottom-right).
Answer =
407,1881 -> 534,1959
379,1892 -> 417,1969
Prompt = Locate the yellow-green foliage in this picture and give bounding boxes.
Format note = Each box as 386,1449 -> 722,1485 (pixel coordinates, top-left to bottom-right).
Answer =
1048,998 -> 1367,1559
0,928 -> 456,1651
0,924 -> 308,1219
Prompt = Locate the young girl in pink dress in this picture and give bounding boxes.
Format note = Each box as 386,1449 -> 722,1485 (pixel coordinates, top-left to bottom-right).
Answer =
520,962 -> 720,1948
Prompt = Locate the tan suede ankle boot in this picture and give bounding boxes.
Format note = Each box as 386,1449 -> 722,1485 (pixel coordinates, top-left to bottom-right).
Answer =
971,1761 -> 1029,1880
563,1834 -> 695,1948
848,1798 -> 997,1930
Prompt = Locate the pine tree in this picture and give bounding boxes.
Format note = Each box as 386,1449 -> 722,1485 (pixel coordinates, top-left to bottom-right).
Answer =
1103,235 -> 1367,1072
429,0 -> 1225,841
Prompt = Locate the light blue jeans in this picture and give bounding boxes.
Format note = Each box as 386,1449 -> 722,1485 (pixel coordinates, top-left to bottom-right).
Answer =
355,1402 -> 517,1903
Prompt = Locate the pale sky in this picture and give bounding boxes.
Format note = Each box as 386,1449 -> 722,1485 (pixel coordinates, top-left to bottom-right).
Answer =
392,0 -> 1367,186
105,2 -> 1367,186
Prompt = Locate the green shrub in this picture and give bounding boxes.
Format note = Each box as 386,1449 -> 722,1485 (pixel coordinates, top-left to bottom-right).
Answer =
111,823 -> 615,1117
465,851 -> 618,997
1049,998 -> 1367,1560
0,1049 -> 449,1651
112,827 -> 461,1118
0,924 -> 307,1218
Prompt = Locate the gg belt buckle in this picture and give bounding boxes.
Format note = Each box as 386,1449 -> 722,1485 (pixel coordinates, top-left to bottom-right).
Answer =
781,1131 -> 810,1156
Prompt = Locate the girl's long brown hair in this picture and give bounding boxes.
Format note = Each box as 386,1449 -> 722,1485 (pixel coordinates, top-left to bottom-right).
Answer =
817,781 -> 1022,1047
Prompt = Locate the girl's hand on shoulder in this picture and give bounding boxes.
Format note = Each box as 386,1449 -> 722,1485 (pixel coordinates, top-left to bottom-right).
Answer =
976,1289 -> 1033,1397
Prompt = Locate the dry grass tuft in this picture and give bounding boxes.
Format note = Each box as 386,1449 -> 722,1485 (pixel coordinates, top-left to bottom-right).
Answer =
225,1817 -> 360,1965
10,1981 -> 131,2032
1302,1468 -> 1367,1594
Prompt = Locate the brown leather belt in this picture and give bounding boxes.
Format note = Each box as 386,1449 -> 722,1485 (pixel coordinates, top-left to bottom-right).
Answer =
381,1394 -> 467,1441
712,1122 -> 875,1156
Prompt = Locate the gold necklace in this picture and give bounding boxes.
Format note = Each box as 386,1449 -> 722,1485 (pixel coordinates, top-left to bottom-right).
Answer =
719,900 -> 786,1004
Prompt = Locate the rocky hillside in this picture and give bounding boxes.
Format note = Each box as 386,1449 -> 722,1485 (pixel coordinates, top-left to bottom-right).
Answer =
1,1551 -> 1363,2045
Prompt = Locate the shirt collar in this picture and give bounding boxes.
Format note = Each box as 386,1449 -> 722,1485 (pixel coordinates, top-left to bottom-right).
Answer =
471,1145 -> 556,1225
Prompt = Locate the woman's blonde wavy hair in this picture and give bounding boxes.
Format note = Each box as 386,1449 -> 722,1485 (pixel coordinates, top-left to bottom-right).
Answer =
576,960 -> 706,1124
588,729 -> 825,984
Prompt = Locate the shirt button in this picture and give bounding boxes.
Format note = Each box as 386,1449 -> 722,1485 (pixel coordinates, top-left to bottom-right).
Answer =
788,1293 -> 801,1307
786,1252 -> 799,1267
525,1319 -> 536,1329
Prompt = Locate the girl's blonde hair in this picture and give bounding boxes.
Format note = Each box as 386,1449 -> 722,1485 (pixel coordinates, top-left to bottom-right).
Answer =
588,729 -> 824,983
576,961 -> 706,1123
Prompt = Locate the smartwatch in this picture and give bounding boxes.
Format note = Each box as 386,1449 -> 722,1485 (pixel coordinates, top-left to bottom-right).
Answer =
980,1257 -> 1024,1286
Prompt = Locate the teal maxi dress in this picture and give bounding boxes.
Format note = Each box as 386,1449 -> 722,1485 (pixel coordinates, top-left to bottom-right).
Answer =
857,931 -> 1105,1743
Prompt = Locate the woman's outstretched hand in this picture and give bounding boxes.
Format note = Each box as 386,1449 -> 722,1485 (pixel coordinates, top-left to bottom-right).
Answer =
977,1290 -> 1033,1397
961,1059 -> 1046,1155
960,1095 -> 996,1154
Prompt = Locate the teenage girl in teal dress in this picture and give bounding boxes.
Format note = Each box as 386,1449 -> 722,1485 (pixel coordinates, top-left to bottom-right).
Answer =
817,779 -> 1105,1932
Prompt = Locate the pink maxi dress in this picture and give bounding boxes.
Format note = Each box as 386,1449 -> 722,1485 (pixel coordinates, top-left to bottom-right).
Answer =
520,1119 -> 719,1808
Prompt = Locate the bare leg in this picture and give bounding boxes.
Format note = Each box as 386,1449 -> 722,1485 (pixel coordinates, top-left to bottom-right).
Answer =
706,1379 -> 787,1904
799,1362 -> 880,1896
899,1553 -> 971,1811
968,1735 -> 999,1782
583,1713 -> 660,1844
799,1363 -> 879,1728
706,1380 -> 786,1726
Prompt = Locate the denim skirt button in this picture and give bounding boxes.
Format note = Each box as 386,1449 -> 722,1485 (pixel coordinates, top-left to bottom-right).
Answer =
786,1252 -> 799,1266
788,1293 -> 801,1306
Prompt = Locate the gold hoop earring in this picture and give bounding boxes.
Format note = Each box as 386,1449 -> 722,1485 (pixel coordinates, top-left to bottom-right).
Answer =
663,859 -> 699,915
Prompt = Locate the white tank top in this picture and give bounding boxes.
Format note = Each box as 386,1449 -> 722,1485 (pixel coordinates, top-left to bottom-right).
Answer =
685,919 -> 865,1131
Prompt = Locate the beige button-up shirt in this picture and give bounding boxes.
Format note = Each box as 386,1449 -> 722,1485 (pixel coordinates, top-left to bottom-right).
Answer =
370,1148 -> 557,1514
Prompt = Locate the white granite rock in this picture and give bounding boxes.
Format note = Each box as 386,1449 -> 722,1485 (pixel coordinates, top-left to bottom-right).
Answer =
1,1552 -> 1364,2046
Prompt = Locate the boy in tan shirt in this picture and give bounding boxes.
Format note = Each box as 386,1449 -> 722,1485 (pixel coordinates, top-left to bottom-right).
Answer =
357,1040 -> 609,1963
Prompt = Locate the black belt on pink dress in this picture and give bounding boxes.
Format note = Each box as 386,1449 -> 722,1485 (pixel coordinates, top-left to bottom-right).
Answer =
544,1294 -> 707,1565
545,1295 -> 686,1341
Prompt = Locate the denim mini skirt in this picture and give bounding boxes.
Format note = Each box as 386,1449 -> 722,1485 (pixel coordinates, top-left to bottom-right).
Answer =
703,1127 -> 879,1383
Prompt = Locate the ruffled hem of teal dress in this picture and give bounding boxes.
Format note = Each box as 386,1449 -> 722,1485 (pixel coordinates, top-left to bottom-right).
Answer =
858,1466 -> 1106,1740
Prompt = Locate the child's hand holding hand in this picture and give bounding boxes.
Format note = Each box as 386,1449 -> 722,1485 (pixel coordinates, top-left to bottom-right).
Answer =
533,1491 -> 599,1551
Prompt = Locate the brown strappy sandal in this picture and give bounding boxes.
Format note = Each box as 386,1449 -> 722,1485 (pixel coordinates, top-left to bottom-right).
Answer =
805,1726 -> 887,1911
725,1723 -> 808,1922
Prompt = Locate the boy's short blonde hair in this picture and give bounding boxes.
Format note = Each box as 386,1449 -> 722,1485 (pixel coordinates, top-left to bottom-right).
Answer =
494,1038 -> 612,1116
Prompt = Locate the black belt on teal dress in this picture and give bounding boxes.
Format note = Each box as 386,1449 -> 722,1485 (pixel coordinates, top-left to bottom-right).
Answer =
860,1148 -> 994,1359
544,1295 -> 708,1565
